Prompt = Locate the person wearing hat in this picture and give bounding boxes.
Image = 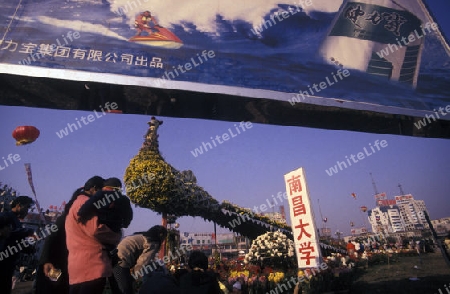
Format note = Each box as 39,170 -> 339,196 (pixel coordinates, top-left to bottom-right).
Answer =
0,195 -> 35,294
110,225 -> 168,294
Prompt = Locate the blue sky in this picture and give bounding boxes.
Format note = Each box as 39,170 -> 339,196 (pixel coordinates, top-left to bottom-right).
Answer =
1,106 -> 449,237
0,0 -> 449,238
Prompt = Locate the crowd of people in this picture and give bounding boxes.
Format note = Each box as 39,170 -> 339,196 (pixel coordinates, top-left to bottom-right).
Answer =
0,176 -> 229,294
345,236 -> 437,257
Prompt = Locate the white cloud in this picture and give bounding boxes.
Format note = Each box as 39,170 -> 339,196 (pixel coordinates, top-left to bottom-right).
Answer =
108,0 -> 343,31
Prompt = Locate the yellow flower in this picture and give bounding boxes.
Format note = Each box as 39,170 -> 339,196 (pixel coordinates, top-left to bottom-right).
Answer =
229,270 -> 249,278
273,272 -> 284,283
268,272 -> 284,283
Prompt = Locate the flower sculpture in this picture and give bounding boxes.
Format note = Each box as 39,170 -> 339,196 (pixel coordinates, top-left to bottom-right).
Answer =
124,117 -> 293,239
124,117 -> 221,218
244,231 -> 296,270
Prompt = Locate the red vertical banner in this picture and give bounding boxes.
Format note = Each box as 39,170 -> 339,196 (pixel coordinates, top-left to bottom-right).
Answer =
24,163 -> 37,196
24,163 -> 46,223
284,167 -> 321,268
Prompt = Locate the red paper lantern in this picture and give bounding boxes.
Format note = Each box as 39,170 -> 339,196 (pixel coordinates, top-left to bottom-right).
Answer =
12,126 -> 40,146
361,206 -> 368,212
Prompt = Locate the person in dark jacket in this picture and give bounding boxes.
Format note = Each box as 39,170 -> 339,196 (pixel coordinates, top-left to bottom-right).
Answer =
34,215 -> 69,294
77,177 -> 133,233
0,214 -> 13,244
138,263 -> 180,294
0,196 -> 35,294
179,250 -> 221,294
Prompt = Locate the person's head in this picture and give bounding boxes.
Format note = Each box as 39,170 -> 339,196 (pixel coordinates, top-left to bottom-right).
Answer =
84,175 -> 105,195
65,176 -> 105,215
142,225 -> 167,244
143,11 -> 151,16
103,177 -> 122,190
188,250 -> 208,271
10,196 -> 34,218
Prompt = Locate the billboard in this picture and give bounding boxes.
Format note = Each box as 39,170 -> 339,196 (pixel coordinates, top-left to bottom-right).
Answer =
351,227 -> 368,235
216,233 -> 235,244
395,194 -> 414,203
377,199 -> 397,206
374,192 -> 387,200
0,0 -> 449,124
320,228 -> 331,237
180,232 -> 212,245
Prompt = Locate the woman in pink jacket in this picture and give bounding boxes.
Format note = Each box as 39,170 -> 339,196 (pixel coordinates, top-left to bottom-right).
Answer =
65,176 -> 122,294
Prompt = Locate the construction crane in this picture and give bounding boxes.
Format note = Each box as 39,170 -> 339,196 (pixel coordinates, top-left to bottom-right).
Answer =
369,172 -> 379,195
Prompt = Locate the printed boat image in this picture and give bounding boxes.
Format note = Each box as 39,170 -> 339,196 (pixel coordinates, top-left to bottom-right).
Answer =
129,26 -> 183,49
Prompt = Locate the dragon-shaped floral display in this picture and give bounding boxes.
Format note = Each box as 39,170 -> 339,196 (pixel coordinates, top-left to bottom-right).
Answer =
124,117 -> 292,239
